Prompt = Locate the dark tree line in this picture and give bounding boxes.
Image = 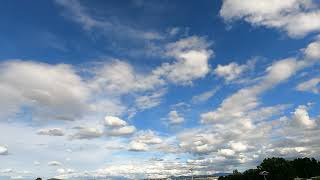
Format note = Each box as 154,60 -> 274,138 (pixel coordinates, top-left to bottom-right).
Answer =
218,157 -> 320,180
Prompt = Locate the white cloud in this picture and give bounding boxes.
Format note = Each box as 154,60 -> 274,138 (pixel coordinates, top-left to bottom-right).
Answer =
229,142 -> 248,152
201,55 -> 311,125
128,141 -> 149,151
220,0 -> 320,38
195,40 -> 320,167
305,41 -> 320,60
218,149 -> 235,157
69,126 -> 103,140
97,36 -> 211,93
37,128 -> 64,136
269,104 -> 320,159
104,116 -> 127,127
178,129 -> 220,154
90,60 -> 164,95
107,125 -> 136,136
0,60 -> 90,120
134,89 -> 167,110
0,145 -> 8,155
0,36 -> 214,121
292,105 -> 317,129
265,58 -> 300,84
88,36 -> 213,114
126,130 -> 168,153
0,121 -> 129,178
57,157 -> 201,179
104,116 -> 136,136
214,62 -> 248,81
168,110 -> 184,125
132,130 -> 163,145
154,36 -> 213,85
2,4 -> 320,176
296,77 -> 320,94
192,87 -> 219,103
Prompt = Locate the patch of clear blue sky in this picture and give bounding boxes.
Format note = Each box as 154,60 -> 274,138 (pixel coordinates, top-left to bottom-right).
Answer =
0,0 -> 318,133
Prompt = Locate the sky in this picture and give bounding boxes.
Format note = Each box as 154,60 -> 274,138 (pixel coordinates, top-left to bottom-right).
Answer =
0,0 -> 320,179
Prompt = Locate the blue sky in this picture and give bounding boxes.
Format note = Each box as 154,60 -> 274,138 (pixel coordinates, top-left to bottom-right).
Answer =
0,0 -> 320,179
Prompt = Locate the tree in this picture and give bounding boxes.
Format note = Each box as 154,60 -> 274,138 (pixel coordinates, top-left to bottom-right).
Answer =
218,157 -> 320,180
258,157 -> 294,180
291,158 -> 320,178
242,169 -> 261,180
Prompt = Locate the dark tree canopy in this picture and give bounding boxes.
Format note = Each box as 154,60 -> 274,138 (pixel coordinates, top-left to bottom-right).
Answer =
218,157 -> 320,180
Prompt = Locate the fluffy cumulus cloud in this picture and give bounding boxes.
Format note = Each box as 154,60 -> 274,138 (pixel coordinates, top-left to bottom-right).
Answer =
220,0 -> 320,37
0,35 -> 213,121
90,60 -> 164,95
218,149 -> 235,157
0,34 -> 214,179
191,40 -> 320,171
291,105 -> 317,129
155,36 -> 213,85
229,142 -> 248,152
0,145 -> 8,155
305,41 -> 320,60
167,110 -> 184,125
104,116 -> 136,136
132,130 -> 163,145
107,125 -> 136,136
91,36 -> 213,93
206,62 -> 301,125
201,38 -> 320,125
2,40 -> 318,179
0,61 -> 90,120
178,129 -> 220,154
104,116 -> 128,127
89,35 -> 213,113
69,126 -> 103,140
128,141 -> 149,152
296,77 -> 320,94
128,130 -> 164,152
214,62 -> 250,82
268,104 -> 320,158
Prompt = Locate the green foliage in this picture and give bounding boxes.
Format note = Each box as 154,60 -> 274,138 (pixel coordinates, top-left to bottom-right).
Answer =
258,157 -> 294,180
291,158 -> 320,178
218,157 -> 320,180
